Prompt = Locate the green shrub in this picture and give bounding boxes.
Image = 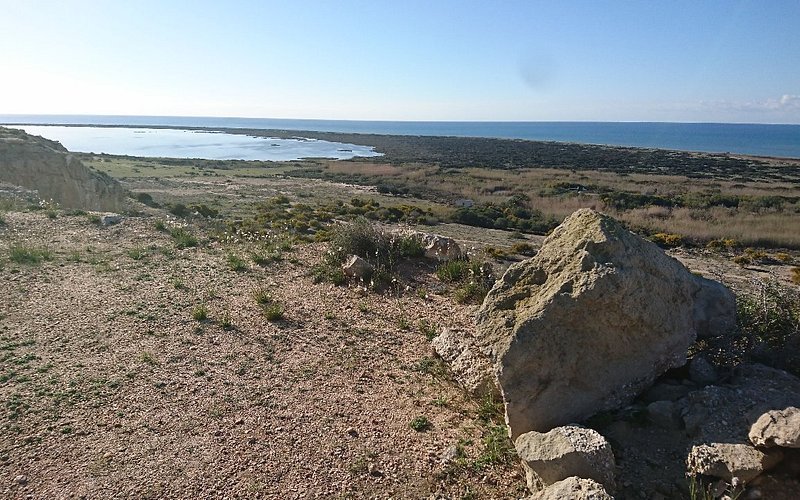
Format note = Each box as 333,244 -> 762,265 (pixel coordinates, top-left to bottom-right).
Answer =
192,304 -> 208,321
251,287 -> 272,305
409,416 -> 432,432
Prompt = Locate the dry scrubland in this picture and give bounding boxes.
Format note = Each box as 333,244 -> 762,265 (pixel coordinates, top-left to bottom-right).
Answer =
2,130 -> 800,498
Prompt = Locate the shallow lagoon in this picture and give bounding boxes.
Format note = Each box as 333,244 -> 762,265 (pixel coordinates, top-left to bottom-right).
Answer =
12,126 -> 382,161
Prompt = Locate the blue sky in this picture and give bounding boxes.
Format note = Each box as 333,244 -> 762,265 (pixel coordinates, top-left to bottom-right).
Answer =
1,0 -> 798,123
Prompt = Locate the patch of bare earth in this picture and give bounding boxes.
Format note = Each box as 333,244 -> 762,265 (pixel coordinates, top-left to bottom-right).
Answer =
0,212 -> 525,498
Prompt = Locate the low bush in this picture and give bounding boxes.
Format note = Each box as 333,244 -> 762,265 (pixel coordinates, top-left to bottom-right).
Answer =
650,232 -> 683,248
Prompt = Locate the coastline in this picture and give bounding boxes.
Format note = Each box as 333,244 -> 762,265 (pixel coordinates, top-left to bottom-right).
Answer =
1,117 -> 799,160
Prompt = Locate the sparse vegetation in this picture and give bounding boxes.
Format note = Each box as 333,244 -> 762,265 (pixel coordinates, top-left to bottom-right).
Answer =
169,227 -> 198,248
262,301 -> 284,321
226,252 -> 247,271
8,244 -> 53,264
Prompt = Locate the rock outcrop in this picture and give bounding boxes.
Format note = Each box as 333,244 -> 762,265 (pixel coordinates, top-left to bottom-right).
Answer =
468,208 -> 735,437
0,127 -> 126,211
515,425 -> 615,492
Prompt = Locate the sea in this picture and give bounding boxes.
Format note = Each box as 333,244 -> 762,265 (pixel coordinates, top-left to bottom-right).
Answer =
2,115 -> 799,159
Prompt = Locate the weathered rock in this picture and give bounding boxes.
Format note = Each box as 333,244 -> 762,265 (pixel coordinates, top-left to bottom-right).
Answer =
687,443 -> 783,483
749,407 -> 800,448
526,476 -> 613,500
688,356 -> 718,386
420,233 -> 462,261
341,255 -> 374,281
431,328 -> 497,397
0,127 -> 126,211
515,425 -> 615,492
474,209 -> 736,436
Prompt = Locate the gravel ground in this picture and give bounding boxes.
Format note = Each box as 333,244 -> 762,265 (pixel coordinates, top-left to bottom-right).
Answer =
0,211 -> 526,499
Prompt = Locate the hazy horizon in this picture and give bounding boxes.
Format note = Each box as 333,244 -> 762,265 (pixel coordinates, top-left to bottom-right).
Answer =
1,1 -> 799,124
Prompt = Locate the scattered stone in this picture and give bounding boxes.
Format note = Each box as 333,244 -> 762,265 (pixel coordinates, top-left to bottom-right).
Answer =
474,209 -> 736,436
346,427 -> 358,437
515,425 -> 615,492
686,443 -> 783,483
688,356 -> 718,386
749,407 -> 800,448
525,476 -> 613,500
341,255 -> 374,281
13,475 -> 27,486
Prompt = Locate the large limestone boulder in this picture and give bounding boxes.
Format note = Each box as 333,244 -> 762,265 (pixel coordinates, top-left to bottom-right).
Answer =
0,127 -> 126,211
515,425 -> 615,492
749,407 -> 800,448
473,208 -> 735,437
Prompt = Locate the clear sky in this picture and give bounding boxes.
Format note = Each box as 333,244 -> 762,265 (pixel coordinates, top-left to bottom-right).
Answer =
1,0 -> 798,123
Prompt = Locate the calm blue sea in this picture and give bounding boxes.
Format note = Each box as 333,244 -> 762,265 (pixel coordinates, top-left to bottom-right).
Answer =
2,115 -> 799,158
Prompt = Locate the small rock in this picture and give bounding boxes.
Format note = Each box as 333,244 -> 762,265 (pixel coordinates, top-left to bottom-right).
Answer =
14,475 -> 27,486
346,427 -> 358,437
